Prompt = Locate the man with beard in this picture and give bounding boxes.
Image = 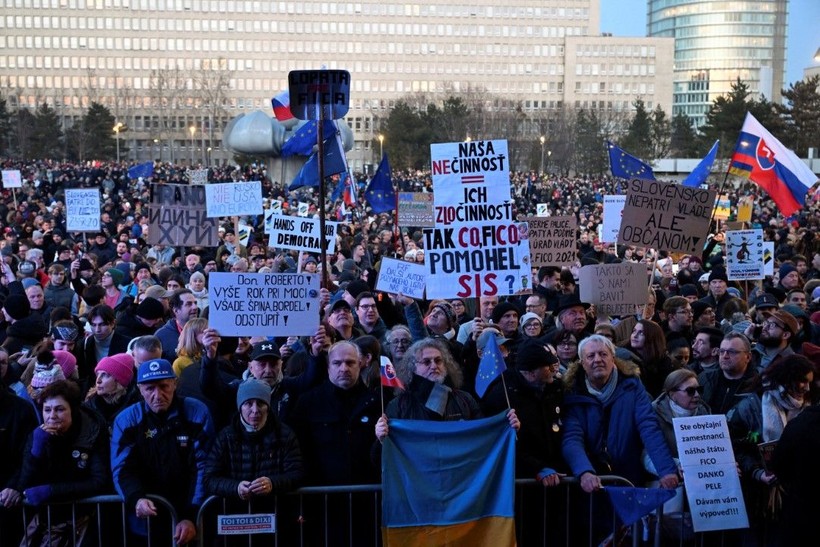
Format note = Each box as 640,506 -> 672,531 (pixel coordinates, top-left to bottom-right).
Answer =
661,296 -> 694,344
354,292 -> 386,339
689,327 -> 723,375
750,310 -> 797,373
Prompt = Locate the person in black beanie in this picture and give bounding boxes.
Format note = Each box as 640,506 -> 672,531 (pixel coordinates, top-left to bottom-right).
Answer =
2,292 -> 47,355
697,267 -> 733,319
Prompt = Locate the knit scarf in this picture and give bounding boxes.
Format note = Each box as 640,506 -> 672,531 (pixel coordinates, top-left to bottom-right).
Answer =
585,370 -> 618,405
762,386 -> 805,442
669,398 -> 695,417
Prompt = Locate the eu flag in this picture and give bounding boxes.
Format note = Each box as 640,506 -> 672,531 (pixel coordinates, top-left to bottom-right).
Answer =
127,161 -> 154,179
281,119 -> 337,157
682,140 -> 719,187
475,333 -> 506,398
607,142 -> 656,180
289,134 -> 347,190
605,486 -> 676,526
364,154 -> 396,214
382,413 -> 516,546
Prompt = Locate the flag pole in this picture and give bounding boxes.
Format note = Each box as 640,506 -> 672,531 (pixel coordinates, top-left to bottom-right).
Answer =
317,107 -> 329,290
500,373 -> 512,410
380,382 -> 385,415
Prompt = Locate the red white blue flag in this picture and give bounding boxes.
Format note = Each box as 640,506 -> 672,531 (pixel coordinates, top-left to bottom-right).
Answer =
271,90 -> 294,122
380,356 -> 404,389
729,112 -> 818,216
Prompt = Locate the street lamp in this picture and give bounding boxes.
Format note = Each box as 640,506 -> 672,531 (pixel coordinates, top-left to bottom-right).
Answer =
539,135 -> 546,174
113,122 -> 124,162
153,138 -> 159,162
189,125 -> 196,165
377,134 -> 384,159
547,150 -> 552,174
207,147 -> 212,167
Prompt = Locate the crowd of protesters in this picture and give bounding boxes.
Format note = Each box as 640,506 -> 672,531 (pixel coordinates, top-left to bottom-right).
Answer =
0,156 -> 819,545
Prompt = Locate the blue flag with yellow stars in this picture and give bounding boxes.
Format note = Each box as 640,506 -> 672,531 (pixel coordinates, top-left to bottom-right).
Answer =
682,140 -> 719,187
607,141 -> 656,180
281,119 -> 337,157
364,153 -> 396,214
475,333 -> 506,398
605,487 -> 676,526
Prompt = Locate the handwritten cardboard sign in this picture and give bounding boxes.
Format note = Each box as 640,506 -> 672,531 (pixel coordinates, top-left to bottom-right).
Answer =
208,272 -> 320,336
521,215 -> 577,268
65,189 -> 101,232
578,263 -> 648,316
618,179 -> 715,254
205,181 -> 263,217
375,257 -> 426,299
146,183 -> 219,247
188,168 -> 209,186
673,415 -> 749,533
431,140 -> 511,207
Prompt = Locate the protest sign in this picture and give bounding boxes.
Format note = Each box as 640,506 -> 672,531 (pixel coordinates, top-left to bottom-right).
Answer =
578,263 -> 648,316
521,215 -> 577,268
297,202 -> 309,217
424,220 -> 531,299
188,168 -> 209,185
208,272 -> 320,336
397,192 -> 434,227
736,196 -> 753,223
713,194 -> 731,220
536,203 -> 549,217
601,195 -> 626,244
426,139 -> 528,299
673,415 -> 749,533
65,189 -> 101,232
1,169 -> 22,188
270,200 -> 283,215
266,214 -> 337,254
763,242 -> 774,276
618,179 -> 715,254
725,229 -> 764,281
205,181 -> 263,217
431,139 -> 511,207
146,183 -> 218,247
237,222 -> 251,248
375,257 -> 426,299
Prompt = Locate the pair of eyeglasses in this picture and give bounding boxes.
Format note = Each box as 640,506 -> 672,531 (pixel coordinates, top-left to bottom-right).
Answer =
718,348 -> 747,357
416,357 -> 444,367
675,386 -> 704,396
391,339 -> 411,347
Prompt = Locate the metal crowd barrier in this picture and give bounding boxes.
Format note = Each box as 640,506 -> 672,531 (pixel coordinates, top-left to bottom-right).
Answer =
2,494 -> 177,547
196,477 -> 643,547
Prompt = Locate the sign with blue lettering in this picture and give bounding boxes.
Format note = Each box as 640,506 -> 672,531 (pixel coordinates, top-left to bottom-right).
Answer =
65,189 -> 101,232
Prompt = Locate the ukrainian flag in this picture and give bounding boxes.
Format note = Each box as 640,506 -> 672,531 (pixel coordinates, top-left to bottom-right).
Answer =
382,412 -> 516,547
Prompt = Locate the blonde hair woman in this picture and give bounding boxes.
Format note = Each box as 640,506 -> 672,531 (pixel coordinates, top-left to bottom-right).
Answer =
172,317 -> 209,376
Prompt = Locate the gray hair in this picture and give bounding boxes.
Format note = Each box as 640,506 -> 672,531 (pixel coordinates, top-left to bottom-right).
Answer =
577,334 -> 616,360
397,338 -> 463,389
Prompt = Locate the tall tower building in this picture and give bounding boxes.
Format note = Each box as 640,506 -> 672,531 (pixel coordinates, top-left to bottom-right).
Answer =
648,0 -> 788,129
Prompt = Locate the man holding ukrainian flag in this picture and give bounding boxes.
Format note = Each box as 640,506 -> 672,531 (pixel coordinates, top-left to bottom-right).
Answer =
376,337 -> 520,546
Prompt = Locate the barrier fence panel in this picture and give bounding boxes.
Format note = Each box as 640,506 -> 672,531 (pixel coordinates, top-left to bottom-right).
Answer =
5,494 -> 178,547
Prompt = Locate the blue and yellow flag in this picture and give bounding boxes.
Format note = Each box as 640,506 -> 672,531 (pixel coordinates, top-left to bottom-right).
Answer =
382,412 -> 516,547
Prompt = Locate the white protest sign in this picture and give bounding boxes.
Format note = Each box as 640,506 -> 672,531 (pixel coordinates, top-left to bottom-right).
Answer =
424,220 -> 531,299
673,415 -> 749,533
217,514 -> 275,535
266,214 -> 337,254
578,263 -> 648,316
521,215 -> 577,268
208,272 -> 320,337
375,257 -> 426,299
270,200 -> 283,215
188,168 -> 209,185
618,180 -> 716,254
430,140 -> 511,207
297,202 -> 309,217
763,242 -> 774,277
725,229 -> 764,281
205,181 -> 263,217
237,222 -> 251,248
601,195 -> 626,244
536,203 -> 550,217
1,169 -> 22,188
65,189 -> 101,232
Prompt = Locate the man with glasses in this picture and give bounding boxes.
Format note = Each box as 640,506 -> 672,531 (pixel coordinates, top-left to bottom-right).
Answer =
689,327 -> 723,375
749,310 -> 797,373
699,332 -> 758,415
354,292 -> 386,339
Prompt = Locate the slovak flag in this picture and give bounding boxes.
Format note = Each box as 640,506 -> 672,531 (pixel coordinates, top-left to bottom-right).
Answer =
342,173 -> 357,206
729,112 -> 818,216
380,356 -> 405,389
271,90 -> 294,122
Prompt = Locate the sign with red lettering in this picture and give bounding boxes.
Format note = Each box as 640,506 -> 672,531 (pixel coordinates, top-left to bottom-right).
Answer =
430,140 -> 510,208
